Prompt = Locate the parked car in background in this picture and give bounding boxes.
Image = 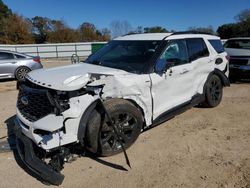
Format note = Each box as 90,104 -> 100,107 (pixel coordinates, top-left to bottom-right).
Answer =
0,50 -> 43,81
224,38 -> 250,81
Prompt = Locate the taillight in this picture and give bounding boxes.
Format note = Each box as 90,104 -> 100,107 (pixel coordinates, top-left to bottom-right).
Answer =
33,57 -> 41,63
226,55 -> 230,61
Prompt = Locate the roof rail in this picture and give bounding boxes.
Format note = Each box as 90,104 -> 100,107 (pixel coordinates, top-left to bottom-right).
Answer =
172,31 -> 216,36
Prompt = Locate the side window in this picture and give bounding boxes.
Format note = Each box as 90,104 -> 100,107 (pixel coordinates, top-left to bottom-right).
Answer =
0,52 -> 14,60
186,38 -> 209,62
208,39 -> 225,53
155,39 -> 189,72
15,54 -> 26,59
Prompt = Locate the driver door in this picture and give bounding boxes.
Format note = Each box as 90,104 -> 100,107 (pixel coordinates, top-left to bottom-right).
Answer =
150,39 -> 194,120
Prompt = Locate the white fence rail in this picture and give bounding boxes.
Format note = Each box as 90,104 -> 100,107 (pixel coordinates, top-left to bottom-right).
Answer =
0,42 -> 107,58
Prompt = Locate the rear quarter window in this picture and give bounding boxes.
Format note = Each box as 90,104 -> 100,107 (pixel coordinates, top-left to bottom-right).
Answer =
186,38 -> 209,62
208,39 -> 225,53
15,54 -> 26,59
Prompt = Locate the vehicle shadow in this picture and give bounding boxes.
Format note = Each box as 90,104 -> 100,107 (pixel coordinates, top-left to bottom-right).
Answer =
0,78 -> 15,83
4,115 -> 49,185
231,79 -> 250,84
84,152 -> 128,171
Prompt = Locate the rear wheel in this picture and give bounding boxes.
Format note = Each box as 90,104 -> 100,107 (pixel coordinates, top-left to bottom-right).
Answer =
86,99 -> 143,157
202,75 -> 223,108
15,67 -> 30,81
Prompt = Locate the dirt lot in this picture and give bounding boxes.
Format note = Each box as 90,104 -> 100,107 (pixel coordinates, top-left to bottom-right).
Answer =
0,59 -> 250,188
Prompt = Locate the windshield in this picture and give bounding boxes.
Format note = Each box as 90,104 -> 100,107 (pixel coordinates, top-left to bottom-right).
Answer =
85,40 -> 161,73
224,39 -> 250,49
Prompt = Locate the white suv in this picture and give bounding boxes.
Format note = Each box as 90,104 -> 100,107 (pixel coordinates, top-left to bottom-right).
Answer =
14,32 -> 229,185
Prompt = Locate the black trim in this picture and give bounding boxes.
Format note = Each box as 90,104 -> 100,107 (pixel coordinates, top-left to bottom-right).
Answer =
151,94 -> 205,127
13,120 -> 64,186
214,68 -> 230,86
77,100 -> 99,147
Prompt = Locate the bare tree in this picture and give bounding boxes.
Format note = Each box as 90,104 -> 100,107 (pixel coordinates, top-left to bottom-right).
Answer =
110,20 -> 133,38
235,9 -> 250,22
187,25 -> 215,35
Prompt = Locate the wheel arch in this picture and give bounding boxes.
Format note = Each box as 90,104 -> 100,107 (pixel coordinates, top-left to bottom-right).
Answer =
213,68 -> 230,87
77,97 -> 147,147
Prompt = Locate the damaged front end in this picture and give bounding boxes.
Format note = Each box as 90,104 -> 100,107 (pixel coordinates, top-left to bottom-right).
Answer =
14,63 -> 152,185
14,81 -> 90,185
14,123 -> 65,185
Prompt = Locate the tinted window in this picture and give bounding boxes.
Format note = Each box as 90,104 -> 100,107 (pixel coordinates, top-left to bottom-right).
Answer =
209,39 -> 225,53
15,54 -> 26,59
155,39 -> 189,72
224,39 -> 250,49
86,40 -> 161,73
186,38 -> 209,61
0,52 -> 14,60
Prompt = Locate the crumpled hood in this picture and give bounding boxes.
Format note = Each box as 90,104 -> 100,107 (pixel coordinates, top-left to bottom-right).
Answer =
26,63 -> 128,91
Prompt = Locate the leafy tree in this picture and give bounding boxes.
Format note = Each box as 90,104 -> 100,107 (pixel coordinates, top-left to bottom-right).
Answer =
187,26 -> 215,35
0,0 -> 12,41
78,22 -> 98,41
144,26 -> 168,33
47,20 -> 78,43
0,14 -> 34,44
217,9 -> 250,38
0,0 -> 12,18
78,22 -> 110,41
31,16 -> 53,43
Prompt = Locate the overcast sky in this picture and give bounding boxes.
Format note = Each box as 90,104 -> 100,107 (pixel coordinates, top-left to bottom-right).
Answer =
4,0 -> 250,31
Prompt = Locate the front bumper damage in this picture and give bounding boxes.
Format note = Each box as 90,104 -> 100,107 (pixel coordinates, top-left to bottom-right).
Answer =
13,119 -> 64,186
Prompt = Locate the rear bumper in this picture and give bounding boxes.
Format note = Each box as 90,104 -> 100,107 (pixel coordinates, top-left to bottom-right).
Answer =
13,119 -> 64,186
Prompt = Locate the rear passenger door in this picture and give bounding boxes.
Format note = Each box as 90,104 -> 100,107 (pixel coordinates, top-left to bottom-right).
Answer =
186,38 -> 212,96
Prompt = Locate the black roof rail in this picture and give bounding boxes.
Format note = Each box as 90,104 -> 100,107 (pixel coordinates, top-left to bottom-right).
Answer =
172,31 -> 216,36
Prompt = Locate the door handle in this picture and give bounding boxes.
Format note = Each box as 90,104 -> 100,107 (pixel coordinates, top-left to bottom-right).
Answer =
180,69 -> 189,74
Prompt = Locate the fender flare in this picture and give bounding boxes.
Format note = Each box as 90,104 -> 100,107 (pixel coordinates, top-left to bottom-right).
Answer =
213,68 -> 230,87
77,99 -> 99,146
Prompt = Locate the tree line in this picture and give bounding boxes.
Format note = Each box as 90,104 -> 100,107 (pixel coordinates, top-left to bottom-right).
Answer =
0,0 -> 249,44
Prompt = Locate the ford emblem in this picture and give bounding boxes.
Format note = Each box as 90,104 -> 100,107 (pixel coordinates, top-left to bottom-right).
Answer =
21,96 -> 29,106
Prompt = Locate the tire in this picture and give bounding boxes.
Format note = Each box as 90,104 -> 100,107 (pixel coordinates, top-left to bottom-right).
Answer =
86,99 -> 143,157
202,74 -> 223,108
15,67 -> 30,81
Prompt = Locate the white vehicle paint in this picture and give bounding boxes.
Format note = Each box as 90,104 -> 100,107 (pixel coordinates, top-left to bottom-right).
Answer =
16,33 -> 229,151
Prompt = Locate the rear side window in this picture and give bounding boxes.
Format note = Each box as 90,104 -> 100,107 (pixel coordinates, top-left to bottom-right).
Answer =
208,40 -> 225,53
0,52 -> 14,60
15,54 -> 26,59
224,39 -> 250,49
186,38 -> 209,61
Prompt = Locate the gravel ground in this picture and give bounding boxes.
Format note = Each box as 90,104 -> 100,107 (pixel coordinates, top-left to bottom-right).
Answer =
0,59 -> 249,188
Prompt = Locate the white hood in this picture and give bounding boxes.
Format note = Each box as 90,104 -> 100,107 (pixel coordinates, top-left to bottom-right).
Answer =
26,63 -> 128,91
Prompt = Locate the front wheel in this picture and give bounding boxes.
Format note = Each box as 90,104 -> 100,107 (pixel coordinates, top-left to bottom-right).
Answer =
202,75 -> 223,108
86,99 -> 143,157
